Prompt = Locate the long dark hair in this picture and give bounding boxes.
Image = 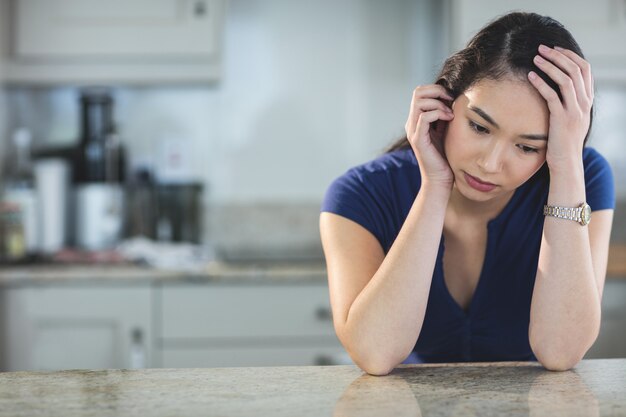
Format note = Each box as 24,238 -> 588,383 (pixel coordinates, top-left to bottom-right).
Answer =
386,12 -> 592,153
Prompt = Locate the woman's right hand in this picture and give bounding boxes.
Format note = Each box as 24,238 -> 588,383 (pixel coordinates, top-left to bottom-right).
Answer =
404,85 -> 455,188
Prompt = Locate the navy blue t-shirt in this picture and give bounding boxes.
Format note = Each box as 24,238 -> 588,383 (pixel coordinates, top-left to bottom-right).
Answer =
321,147 -> 615,363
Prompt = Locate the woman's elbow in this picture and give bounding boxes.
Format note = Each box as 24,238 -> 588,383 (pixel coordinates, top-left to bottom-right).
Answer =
354,356 -> 396,376
345,344 -> 400,376
538,357 -> 580,371
534,349 -> 583,371
336,327 -> 402,376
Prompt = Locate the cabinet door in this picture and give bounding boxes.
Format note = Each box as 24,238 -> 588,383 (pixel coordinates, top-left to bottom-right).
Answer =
15,0 -> 223,58
450,0 -> 626,80
1,286 -> 152,371
6,0 -> 226,84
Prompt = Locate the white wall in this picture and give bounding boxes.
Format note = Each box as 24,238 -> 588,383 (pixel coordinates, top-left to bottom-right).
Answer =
4,0 -> 448,205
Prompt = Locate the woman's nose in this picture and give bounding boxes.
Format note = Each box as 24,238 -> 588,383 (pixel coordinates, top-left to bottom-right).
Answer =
477,141 -> 505,173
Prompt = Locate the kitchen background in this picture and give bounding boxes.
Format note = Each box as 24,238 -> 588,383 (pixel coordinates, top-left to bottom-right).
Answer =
0,0 -> 624,371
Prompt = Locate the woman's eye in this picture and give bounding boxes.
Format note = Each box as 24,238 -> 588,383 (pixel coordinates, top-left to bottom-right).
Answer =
468,120 -> 489,134
518,145 -> 539,154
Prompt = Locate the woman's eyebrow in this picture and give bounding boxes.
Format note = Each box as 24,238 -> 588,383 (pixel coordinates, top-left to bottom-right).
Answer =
469,105 -> 499,128
468,105 -> 548,141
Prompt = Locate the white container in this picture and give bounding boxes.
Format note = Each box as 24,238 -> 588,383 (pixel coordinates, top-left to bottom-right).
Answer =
34,159 -> 69,254
75,183 -> 124,250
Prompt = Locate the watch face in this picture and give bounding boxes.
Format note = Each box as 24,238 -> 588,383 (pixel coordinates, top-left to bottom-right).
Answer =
582,204 -> 592,225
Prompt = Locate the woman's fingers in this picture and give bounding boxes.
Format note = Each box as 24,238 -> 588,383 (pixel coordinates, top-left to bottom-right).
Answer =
415,98 -> 454,114
554,46 -> 594,102
407,102 -> 453,138
533,51 -> 577,109
415,109 -> 454,144
527,70 -> 562,114
406,85 -> 454,136
535,45 -> 593,110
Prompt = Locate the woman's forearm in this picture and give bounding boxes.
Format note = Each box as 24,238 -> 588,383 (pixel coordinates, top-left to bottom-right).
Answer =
342,183 -> 450,375
530,165 -> 601,371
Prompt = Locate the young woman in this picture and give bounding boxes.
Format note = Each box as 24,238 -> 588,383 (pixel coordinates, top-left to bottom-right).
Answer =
320,12 -> 615,375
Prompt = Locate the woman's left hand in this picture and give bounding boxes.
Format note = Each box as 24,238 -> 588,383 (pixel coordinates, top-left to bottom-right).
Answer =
527,44 -> 594,173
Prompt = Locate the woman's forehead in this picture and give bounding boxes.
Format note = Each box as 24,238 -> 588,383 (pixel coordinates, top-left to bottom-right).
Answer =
457,78 -> 549,131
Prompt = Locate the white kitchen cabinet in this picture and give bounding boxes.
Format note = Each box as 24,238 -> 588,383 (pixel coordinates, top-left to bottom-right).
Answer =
155,283 -> 349,367
0,285 -> 152,371
450,0 -> 626,81
1,0 -> 226,84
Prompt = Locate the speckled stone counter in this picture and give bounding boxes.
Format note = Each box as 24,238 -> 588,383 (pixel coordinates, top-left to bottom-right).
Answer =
1,359 -> 625,417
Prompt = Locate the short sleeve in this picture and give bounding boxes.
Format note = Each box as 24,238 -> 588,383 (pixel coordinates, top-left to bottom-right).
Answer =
321,149 -> 425,252
583,148 -> 615,211
321,167 -> 389,249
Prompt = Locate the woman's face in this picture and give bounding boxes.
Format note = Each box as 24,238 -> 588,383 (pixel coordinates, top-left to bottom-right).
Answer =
444,77 -> 550,203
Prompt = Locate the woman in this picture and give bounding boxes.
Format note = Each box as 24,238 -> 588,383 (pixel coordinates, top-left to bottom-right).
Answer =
320,12 -> 615,375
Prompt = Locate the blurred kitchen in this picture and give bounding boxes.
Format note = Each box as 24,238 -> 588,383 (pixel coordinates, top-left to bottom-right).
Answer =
0,0 -> 624,371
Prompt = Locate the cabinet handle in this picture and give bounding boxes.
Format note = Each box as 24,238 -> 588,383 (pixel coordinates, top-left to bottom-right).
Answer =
129,327 -> 146,369
314,354 -> 334,366
194,1 -> 208,17
315,306 -> 333,321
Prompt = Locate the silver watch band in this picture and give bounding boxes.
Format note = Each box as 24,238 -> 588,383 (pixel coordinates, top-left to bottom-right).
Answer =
543,202 -> 591,226
543,205 -> 581,221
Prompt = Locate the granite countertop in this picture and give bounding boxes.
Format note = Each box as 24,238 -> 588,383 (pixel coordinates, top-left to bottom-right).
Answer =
0,359 -> 624,416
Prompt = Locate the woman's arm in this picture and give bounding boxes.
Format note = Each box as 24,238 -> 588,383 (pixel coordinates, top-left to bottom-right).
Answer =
321,85 -> 455,376
321,184 -> 450,376
529,171 -> 613,371
527,45 -> 614,371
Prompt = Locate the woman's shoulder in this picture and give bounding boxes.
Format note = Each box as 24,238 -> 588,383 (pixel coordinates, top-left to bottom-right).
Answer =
583,147 -> 610,170
324,147 -> 420,208
345,147 -> 419,180
322,147 -> 421,251
582,146 -> 613,187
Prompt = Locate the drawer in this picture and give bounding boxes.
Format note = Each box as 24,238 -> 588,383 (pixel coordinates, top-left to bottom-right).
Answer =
160,284 -> 336,339
159,345 -> 351,368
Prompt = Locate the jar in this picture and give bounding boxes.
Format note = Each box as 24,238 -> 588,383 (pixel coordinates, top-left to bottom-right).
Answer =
0,202 -> 26,261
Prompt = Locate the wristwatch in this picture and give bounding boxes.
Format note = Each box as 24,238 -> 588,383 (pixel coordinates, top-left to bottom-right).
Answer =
543,202 -> 592,226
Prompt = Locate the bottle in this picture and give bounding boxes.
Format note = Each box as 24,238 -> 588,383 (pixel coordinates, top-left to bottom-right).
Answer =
1,128 -> 39,256
0,202 -> 26,261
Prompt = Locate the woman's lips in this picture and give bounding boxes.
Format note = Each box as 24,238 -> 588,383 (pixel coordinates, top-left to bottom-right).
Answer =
463,171 -> 497,192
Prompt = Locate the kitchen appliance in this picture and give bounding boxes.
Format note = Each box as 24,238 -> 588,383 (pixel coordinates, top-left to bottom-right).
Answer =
73,89 -> 126,250
156,182 -> 203,244
125,168 -> 157,240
